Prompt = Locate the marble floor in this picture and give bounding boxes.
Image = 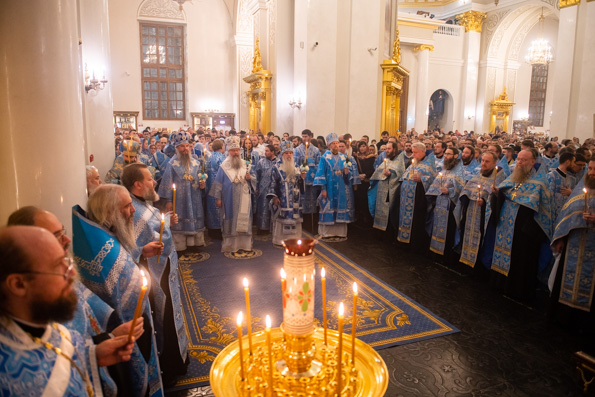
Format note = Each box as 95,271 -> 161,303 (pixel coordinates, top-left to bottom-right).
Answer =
168,219 -> 595,396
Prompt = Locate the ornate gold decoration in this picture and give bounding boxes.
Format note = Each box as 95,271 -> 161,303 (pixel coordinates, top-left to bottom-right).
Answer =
489,88 -> 515,134
392,28 -> 401,64
560,0 -> 580,7
413,44 -> 435,52
252,37 -> 263,73
223,249 -> 263,260
456,10 -> 487,33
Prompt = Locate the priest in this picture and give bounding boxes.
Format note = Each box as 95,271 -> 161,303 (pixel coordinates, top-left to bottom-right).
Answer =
253,144 -> 277,234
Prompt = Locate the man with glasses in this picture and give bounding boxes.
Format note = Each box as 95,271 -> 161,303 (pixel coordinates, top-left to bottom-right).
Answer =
0,225 -> 135,396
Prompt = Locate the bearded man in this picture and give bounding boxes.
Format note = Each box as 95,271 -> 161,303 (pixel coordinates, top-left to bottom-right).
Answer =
158,131 -> 207,251
253,144 -> 277,234
489,149 -> 553,301
205,139 -> 226,239
293,129 -> 321,217
0,226 -> 135,396
209,136 -> 256,253
86,165 -> 102,196
455,151 -> 506,269
122,163 -> 189,386
313,133 -> 354,239
461,145 -> 480,182
550,159 -> 595,314
368,141 -> 405,233
267,141 -> 306,245
73,184 -> 165,396
426,147 -> 465,261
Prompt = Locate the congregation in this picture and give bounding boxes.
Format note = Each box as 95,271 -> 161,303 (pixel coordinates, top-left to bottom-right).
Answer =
1,124 -> 594,396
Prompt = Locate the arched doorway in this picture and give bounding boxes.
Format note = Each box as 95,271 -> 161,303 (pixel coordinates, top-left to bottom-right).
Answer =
428,89 -> 453,132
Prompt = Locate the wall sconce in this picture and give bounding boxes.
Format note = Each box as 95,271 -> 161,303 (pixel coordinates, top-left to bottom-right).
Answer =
84,63 -> 108,95
289,98 -> 302,109
368,47 -> 377,55
466,114 -> 474,120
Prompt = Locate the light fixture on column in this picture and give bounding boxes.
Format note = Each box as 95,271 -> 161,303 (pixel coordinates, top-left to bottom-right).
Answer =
84,64 -> 108,95
525,8 -> 553,65
289,98 -> 302,109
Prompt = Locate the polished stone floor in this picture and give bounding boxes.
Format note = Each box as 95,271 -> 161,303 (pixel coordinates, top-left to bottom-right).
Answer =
168,220 -> 595,396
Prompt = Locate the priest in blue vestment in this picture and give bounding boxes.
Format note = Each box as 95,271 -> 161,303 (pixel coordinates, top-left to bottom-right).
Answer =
267,141 -> 305,245
205,139 -> 226,238
313,133 -> 353,239
158,131 -> 207,251
547,152 -> 577,222
122,163 -> 189,386
339,139 -> 361,222
253,144 -> 277,233
105,140 -> 157,185
460,146 -> 480,182
294,129 -> 321,221
73,184 -> 165,397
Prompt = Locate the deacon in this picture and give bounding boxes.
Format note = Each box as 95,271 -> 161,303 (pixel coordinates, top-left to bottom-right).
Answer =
490,150 -> 553,301
547,152 -> 576,221
73,184 -> 164,396
313,133 -> 353,239
253,144 -> 277,234
122,163 -> 189,386
0,226 -> 135,396
267,141 -> 306,245
209,136 -> 256,253
461,146 -> 480,182
294,129 -> 321,224
205,139 -> 226,239
550,159 -> 595,313
426,147 -> 464,262
158,131 -> 207,251
393,142 -> 436,252
368,141 -> 405,233
455,152 -> 505,269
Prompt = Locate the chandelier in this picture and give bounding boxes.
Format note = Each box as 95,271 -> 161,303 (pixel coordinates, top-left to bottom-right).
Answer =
173,0 -> 191,11
525,9 -> 553,65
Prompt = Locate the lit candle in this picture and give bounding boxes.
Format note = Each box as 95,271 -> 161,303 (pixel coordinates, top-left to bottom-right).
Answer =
243,278 -> 253,355
351,282 -> 358,365
383,158 -> 387,170
202,156 -> 205,173
321,267 -> 327,345
172,184 -> 177,214
159,213 -> 165,244
493,166 -> 499,185
477,184 -> 482,201
280,269 -> 287,309
584,188 -> 589,213
439,172 -> 443,187
237,312 -> 245,380
411,159 -> 416,177
265,315 -> 274,393
337,302 -> 344,395
128,270 -> 148,344
305,142 -> 309,163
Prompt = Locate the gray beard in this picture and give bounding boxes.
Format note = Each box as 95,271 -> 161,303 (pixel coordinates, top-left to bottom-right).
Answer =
178,152 -> 191,170
110,214 -> 137,253
510,164 -> 533,184
281,158 -> 297,179
144,189 -> 159,202
230,155 -> 242,170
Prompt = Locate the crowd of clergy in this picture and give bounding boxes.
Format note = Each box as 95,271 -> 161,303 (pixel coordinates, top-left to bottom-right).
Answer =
1,123 -> 594,396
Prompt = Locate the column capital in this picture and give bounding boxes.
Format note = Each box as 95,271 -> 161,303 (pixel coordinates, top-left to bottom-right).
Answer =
560,0 -> 580,8
456,10 -> 487,33
413,44 -> 434,52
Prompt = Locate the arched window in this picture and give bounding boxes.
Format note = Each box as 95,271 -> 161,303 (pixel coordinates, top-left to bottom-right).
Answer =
528,64 -> 548,127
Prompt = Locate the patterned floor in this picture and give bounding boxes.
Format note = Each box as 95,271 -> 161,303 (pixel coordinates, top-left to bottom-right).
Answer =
168,221 -> 595,396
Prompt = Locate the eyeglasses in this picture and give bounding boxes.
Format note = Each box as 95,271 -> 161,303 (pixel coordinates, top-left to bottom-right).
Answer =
18,256 -> 76,281
53,226 -> 68,242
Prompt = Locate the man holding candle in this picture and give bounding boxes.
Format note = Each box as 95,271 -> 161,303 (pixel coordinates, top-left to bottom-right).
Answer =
209,136 -> 256,253
205,139 -> 226,239
550,158 -> 595,315
267,141 -> 306,245
547,152 -> 577,222
294,129 -> 322,227
122,163 -> 189,386
253,144 -> 277,235
158,131 -> 207,251
426,147 -> 465,262
338,140 -> 361,223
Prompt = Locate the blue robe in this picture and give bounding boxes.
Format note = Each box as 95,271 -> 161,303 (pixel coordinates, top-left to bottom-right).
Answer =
205,151 -> 225,230
547,169 -> 577,222
105,156 -> 157,185
294,143 -> 321,214
72,206 -> 163,397
267,160 -> 304,244
551,179 -> 595,311
313,151 -> 352,225
157,154 -> 206,236
252,156 -> 277,230
344,154 -> 361,222
131,197 -> 188,360
368,154 -> 405,231
0,318 -> 102,397
541,154 -> 559,172
461,159 -> 480,182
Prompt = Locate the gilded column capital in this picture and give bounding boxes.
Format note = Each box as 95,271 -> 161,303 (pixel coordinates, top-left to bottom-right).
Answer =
560,0 -> 580,7
456,10 -> 487,33
413,44 -> 434,52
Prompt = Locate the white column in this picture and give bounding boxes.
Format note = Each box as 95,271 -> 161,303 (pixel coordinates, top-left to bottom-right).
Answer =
414,45 -> 431,133
292,0 -> 308,135
459,31 -> 481,132
0,0 -> 87,226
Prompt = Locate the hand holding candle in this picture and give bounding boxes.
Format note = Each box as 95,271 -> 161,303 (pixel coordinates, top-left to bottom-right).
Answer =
172,184 -> 177,214
128,270 -> 148,344
351,282 -> 358,365
243,278 -> 253,355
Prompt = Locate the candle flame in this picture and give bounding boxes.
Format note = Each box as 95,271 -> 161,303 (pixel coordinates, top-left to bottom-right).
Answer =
237,311 -> 243,326
339,302 -> 344,317
280,268 -> 286,280
297,239 -> 302,245
243,277 -> 249,288
478,184 -> 481,189
161,213 -> 165,221
265,315 -> 271,330
439,172 -> 443,177
140,270 -> 148,287
353,282 -> 358,295
172,183 -> 176,189
495,166 -> 498,170
321,267 -> 326,278
584,188 -> 588,194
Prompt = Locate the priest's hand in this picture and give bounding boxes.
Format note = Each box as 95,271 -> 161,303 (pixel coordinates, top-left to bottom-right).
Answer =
553,239 -> 565,253
245,172 -> 251,181
165,202 -> 173,212
168,212 -> 179,225
321,190 -> 328,199
273,197 -> 280,206
477,198 -> 484,207
440,187 -> 448,195
560,187 -> 572,197
216,200 -> 222,208
343,167 -> 349,175
584,212 -> 595,223
411,174 -> 421,183
111,319 -> 144,340
96,335 -> 135,367
382,169 -> 390,177
142,241 -> 164,258
491,185 -> 499,194
360,173 -> 366,180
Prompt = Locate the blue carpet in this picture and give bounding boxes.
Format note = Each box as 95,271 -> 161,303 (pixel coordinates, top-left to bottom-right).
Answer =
171,233 -> 458,391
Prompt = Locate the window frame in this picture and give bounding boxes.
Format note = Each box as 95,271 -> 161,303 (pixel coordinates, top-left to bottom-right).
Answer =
528,64 -> 548,127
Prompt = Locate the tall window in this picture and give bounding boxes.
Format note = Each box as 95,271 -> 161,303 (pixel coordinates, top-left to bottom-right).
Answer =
528,64 -> 548,127
140,23 -> 185,120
